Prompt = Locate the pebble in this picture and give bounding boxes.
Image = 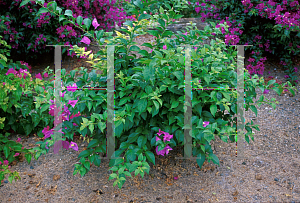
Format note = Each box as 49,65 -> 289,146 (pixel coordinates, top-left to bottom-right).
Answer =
67,171 -> 69,174
4,180 -> 8,183
264,134 -> 267,137
274,178 -> 279,181
30,166 -> 34,169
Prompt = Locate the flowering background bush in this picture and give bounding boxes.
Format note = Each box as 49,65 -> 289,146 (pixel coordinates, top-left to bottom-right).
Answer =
186,0 -> 300,86
0,0 -> 133,66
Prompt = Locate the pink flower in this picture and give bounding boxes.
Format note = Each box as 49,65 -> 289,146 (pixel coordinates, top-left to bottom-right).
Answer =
163,133 -> 173,142
68,100 -> 78,108
67,83 -> 78,92
195,7 -> 201,14
6,68 -> 18,76
42,126 -> 54,139
203,121 -> 209,127
92,18 -> 100,29
62,140 -> 70,150
163,45 -> 167,50
43,72 -> 48,78
70,112 -> 81,120
60,91 -> 65,98
294,67 -> 298,72
16,138 -> 21,143
80,36 -> 91,45
174,176 -> 178,180
156,145 -> 173,156
157,129 -> 165,136
0,161 -> 2,165
3,160 -> 9,165
2,82 -> 5,86
69,142 -> 78,151
263,89 -> 270,94
14,153 -> 20,157
35,73 -> 43,80
284,75 -> 289,78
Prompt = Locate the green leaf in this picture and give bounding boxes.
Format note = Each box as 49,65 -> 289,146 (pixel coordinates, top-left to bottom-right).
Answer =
36,8 -> 49,17
158,18 -> 165,28
196,153 -> 206,169
249,105 -> 257,117
84,18 -> 92,30
88,154 -> 95,163
78,149 -> 93,158
129,45 -> 141,52
77,16 -> 83,26
138,14 -> 151,21
8,175 -> 14,183
173,14 -> 184,19
143,64 -> 155,81
84,161 -> 90,171
159,6 -> 164,14
126,149 -> 136,162
138,153 -> 143,162
40,103 -> 50,113
64,9 -> 73,17
25,153 -> 32,164
19,0 -> 30,7
47,1 -> 57,11
137,99 -> 147,114
267,79 -> 276,87
210,104 -> 217,117
98,121 -> 106,133
3,146 -> 9,158
88,123 -> 94,134
272,87 -> 281,95
171,100 -> 179,109
79,167 -> 87,177
94,156 -> 101,166
145,151 -> 155,165
209,153 -> 220,166
137,136 -> 147,149
87,139 -> 100,148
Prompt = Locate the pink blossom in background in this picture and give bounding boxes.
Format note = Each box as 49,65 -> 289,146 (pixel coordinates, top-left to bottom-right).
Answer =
163,45 -> 167,50
195,7 -> 201,14
35,73 -> 43,80
80,36 -> 91,45
16,138 -> 21,142
6,68 -> 18,75
92,18 -> 100,29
